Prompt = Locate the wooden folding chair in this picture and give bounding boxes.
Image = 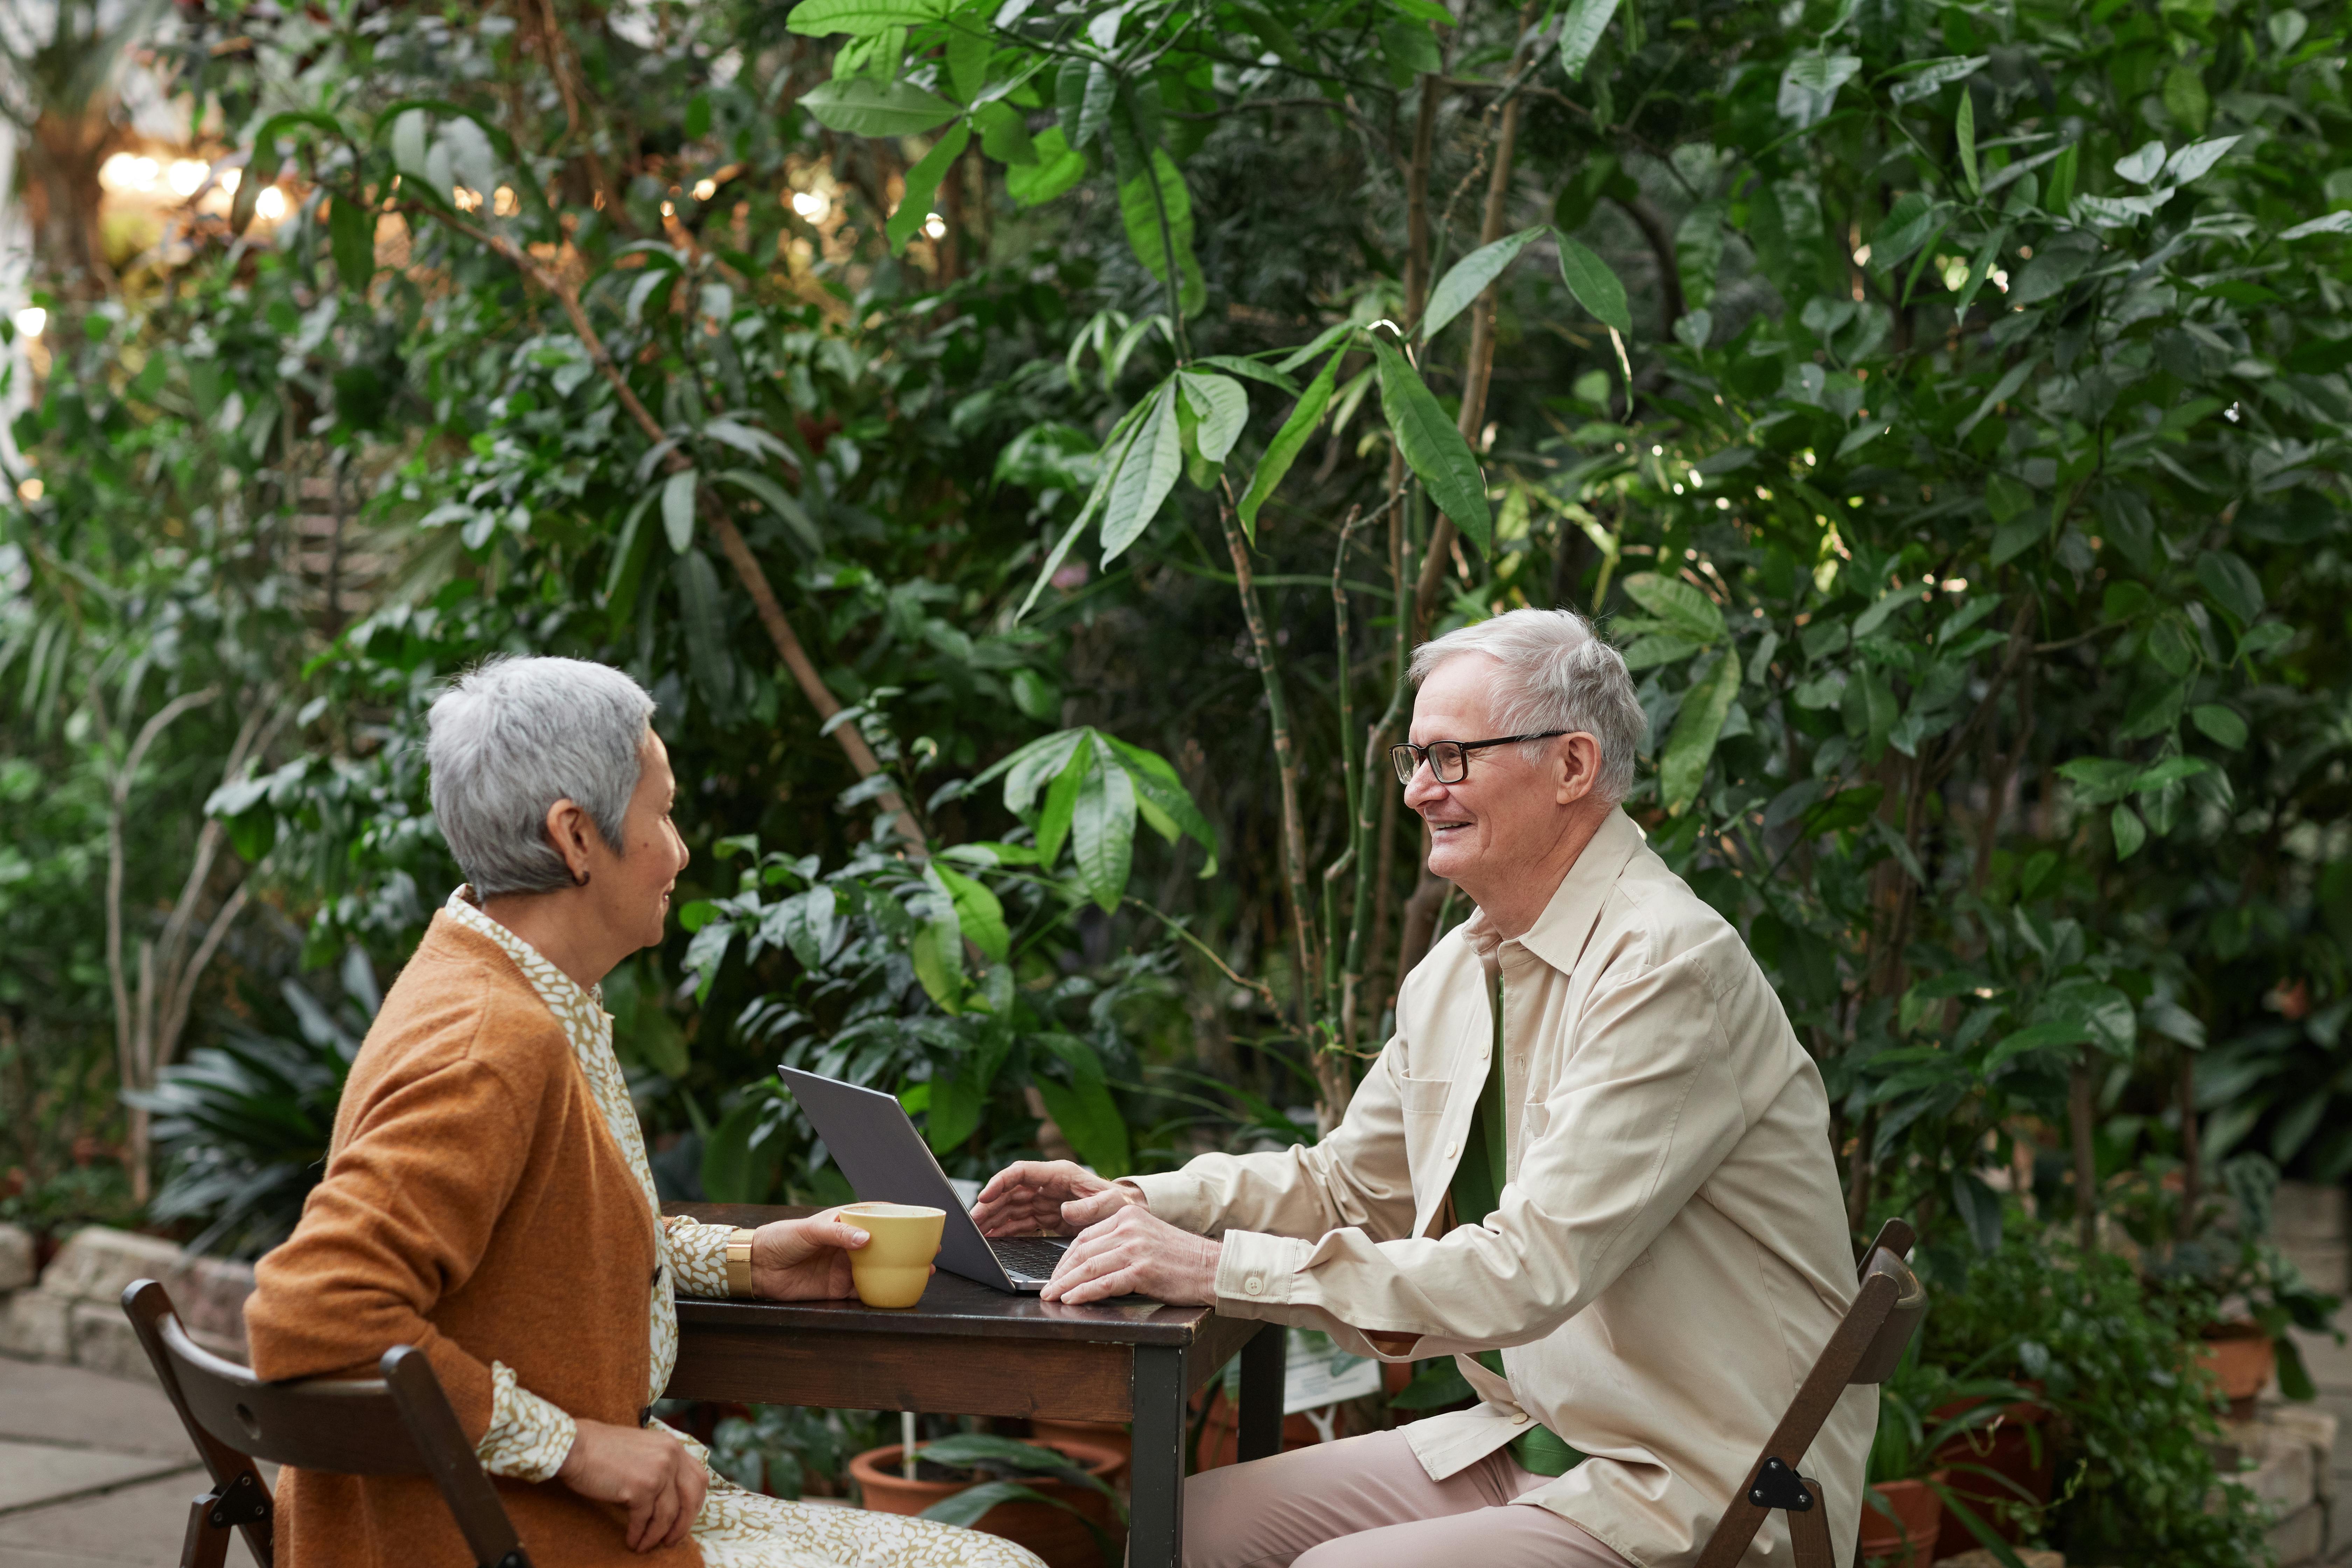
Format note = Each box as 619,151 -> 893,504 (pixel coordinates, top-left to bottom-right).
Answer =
1690,1219 -> 1927,1568
120,1278 -> 532,1568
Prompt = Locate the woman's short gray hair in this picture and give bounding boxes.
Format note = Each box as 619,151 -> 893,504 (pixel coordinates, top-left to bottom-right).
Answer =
1408,608 -> 1647,804
426,656 -> 657,896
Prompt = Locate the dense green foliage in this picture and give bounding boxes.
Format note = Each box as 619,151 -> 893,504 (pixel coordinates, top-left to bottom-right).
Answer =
8,0 -> 2352,1551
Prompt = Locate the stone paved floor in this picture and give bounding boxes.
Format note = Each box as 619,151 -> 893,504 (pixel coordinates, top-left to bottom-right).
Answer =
2,1306 -> 2348,1568
0,1357 -> 223,1568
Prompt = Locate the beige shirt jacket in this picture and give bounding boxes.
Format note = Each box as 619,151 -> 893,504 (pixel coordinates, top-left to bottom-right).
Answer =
1125,810 -> 1875,1568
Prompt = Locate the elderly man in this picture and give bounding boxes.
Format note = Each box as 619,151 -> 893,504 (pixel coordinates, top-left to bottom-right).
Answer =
974,608 -> 1872,1568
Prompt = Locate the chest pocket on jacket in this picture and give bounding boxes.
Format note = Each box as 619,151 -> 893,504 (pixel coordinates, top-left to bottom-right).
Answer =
1396,1077 -> 1452,1117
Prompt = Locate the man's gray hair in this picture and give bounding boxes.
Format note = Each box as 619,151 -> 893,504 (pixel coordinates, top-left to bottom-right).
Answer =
427,656 -> 657,896
1408,608 -> 1647,804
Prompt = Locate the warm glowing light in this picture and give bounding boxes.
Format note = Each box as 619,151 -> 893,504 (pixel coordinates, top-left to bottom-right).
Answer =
692,178 -> 717,201
254,186 -> 288,221
790,189 -> 830,221
660,200 -> 675,217
219,168 -> 242,193
922,212 -> 947,240
168,159 -> 209,197
1942,578 -> 1969,592
453,186 -> 482,212
100,153 -> 161,192
492,185 -> 518,216
13,307 -> 45,339
16,478 -> 42,502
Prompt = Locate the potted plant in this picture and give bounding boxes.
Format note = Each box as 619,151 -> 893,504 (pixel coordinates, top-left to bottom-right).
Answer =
1862,1385 -> 1948,1568
852,1432 -> 1126,1568
1923,1374 -> 2052,1559
2133,1155 -> 2344,1419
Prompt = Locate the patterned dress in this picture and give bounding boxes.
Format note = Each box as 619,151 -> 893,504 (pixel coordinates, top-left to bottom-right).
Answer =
443,888 -> 1042,1568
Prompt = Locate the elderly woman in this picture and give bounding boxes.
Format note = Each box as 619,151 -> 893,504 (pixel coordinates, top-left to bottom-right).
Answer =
244,657 -> 1039,1568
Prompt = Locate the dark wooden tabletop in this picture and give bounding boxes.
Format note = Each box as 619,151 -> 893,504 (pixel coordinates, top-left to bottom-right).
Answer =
664,1202 -> 1225,1348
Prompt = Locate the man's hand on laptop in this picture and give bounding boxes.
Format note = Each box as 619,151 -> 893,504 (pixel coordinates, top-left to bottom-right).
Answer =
1040,1202 -> 1219,1306
973,1159 -> 1142,1237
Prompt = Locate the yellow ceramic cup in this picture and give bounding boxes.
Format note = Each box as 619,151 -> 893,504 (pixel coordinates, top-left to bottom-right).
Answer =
838,1202 -> 946,1308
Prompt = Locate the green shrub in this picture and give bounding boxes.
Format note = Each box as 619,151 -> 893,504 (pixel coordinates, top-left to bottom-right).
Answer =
1922,1229 -> 2269,1567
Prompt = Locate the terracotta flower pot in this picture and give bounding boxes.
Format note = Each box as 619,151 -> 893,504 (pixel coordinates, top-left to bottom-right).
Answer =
1927,1391 -> 2052,1559
2196,1321 -> 2276,1419
1025,1419 -> 1130,1482
1194,1384 -> 1324,1471
852,1439 -> 1126,1568
1858,1474 -> 1945,1568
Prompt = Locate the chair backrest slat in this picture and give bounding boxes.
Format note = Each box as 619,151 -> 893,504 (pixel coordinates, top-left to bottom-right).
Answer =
1690,1219 -> 1927,1568
122,1279 -> 528,1568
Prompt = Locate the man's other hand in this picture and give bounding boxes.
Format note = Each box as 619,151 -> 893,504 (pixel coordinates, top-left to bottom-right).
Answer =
1041,1202 -> 1220,1306
973,1160 -> 1140,1237
557,1419 -> 707,1551
748,1212 -> 875,1301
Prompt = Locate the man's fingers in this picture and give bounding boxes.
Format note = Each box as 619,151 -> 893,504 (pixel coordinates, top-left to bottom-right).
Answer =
1062,1186 -> 1128,1227
979,1160 -> 1063,1200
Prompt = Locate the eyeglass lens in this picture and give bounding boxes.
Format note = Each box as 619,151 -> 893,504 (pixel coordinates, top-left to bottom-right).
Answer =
1392,741 -> 1468,785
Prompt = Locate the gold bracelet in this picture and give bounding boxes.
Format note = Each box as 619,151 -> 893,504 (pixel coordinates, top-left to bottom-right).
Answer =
724,1227 -> 757,1298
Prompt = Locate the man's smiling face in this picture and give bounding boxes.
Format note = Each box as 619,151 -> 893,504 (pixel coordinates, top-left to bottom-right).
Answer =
1404,653 -> 1565,894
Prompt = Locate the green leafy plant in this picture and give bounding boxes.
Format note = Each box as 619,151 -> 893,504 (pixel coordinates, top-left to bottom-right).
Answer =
129,949 -> 377,1258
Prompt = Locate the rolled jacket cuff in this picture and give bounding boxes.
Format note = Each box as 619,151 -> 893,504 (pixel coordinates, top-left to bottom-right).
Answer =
1120,1173 -> 1211,1233
1213,1229 -> 1314,1316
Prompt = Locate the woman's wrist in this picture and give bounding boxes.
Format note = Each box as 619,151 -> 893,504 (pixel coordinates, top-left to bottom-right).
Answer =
723,1227 -> 757,1297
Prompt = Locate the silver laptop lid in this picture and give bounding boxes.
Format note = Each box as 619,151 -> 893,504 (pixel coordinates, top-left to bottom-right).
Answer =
776,1066 -> 1016,1292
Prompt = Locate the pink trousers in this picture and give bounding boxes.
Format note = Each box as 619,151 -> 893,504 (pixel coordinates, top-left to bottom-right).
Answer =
1180,1429 -> 1634,1568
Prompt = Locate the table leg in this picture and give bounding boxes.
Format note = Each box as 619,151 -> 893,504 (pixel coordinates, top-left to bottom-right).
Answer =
1236,1324 -> 1285,1463
1129,1343 -> 1187,1568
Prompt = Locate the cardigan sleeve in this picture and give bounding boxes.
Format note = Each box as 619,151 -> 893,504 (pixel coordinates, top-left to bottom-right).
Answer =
245,1054 -> 541,1443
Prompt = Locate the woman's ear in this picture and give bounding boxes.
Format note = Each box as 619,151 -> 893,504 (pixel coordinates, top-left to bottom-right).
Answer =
544,797 -> 596,884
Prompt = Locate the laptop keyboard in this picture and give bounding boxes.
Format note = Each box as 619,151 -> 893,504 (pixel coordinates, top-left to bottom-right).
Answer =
989,1235 -> 1071,1282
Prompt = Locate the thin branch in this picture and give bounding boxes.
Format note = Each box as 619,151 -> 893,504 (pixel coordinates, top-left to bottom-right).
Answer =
417,204 -> 920,844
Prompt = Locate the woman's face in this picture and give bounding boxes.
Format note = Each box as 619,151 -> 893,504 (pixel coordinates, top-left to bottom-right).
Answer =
602,728 -> 690,953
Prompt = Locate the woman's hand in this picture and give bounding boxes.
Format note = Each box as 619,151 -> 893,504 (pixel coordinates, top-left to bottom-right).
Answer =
972,1160 -> 1142,1237
556,1420 -> 707,1552
748,1212 -> 876,1301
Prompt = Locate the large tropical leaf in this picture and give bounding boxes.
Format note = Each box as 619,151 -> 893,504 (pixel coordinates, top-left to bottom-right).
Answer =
1370,336 -> 1492,552
1659,649 -> 1743,815
1422,226 -> 1545,341
801,78 -> 960,137
1237,348 -> 1342,539
1098,382 -> 1183,565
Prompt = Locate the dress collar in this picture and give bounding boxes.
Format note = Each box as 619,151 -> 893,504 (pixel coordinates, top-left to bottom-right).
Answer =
442,884 -> 608,1024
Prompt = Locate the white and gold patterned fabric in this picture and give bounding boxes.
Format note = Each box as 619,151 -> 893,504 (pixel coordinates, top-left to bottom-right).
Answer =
444,888 -> 1041,1568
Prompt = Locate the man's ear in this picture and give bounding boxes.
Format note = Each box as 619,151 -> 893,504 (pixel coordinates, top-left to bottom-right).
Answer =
1555,733 -> 1603,805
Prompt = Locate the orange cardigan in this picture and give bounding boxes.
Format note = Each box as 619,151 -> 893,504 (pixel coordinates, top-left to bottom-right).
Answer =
245,913 -> 697,1568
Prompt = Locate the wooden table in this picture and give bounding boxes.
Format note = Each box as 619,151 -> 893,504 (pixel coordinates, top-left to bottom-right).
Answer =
663,1203 -> 1286,1568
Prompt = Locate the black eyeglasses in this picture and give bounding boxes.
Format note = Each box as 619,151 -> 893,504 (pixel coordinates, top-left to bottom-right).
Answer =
1390,731 -> 1568,785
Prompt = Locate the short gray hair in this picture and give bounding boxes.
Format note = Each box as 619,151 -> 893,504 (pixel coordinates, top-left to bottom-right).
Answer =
1408,608 -> 1647,805
427,656 -> 657,896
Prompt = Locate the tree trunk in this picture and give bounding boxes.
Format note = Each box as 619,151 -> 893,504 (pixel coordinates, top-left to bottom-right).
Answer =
2070,1061 -> 2098,1252
1412,0 -> 1541,639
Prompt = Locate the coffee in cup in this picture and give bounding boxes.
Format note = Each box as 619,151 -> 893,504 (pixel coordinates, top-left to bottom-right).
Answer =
837,1202 -> 946,1308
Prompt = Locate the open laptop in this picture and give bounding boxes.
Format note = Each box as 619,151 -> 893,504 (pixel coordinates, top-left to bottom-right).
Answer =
777,1066 -> 1072,1293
